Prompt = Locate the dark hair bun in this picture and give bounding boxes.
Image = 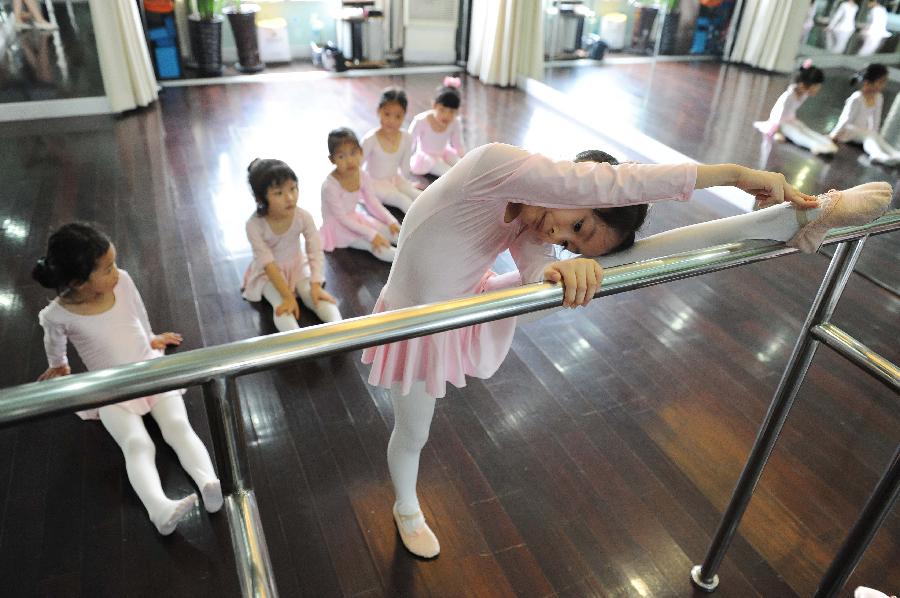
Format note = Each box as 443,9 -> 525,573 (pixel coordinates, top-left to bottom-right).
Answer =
247,158 -> 262,173
32,257 -> 59,289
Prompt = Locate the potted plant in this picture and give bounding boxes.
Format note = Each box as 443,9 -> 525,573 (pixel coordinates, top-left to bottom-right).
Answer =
188,0 -> 224,76
658,0 -> 681,55
222,1 -> 264,73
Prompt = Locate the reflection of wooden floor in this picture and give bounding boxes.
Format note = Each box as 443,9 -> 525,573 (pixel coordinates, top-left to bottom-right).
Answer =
543,60 -> 900,292
0,69 -> 897,597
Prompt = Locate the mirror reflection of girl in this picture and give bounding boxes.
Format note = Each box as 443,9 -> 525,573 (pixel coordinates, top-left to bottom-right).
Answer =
831,63 -> 900,165
754,61 -> 837,155
12,0 -> 57,30
34,223 -> 222,536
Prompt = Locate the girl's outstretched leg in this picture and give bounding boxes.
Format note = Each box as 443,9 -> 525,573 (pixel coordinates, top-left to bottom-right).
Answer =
373,178 -> 414,213
150,392 -> 223,513
599,182 -> 891,267
99,405 -> 198,535
388,381 -> 440,558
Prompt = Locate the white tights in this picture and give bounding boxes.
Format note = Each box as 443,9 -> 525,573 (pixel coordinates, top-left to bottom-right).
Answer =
99,392 -> 219,533
372,176 -> 421,213
386,199 -> 825,515
346,225 -> 399,262
780,120 -> 838,155
841,126 -> 900,164
261,279 -> 343,332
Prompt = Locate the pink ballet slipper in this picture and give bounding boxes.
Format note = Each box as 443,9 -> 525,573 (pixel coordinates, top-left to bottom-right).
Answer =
393,504 -> 440,558
788,182 -> 892,253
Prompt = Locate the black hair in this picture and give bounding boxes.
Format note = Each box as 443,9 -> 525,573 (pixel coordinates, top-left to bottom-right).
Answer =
378,87 -> 408,111
327,127 -> 361,156
794,64 -> 825,86
247,158 -> 298,216
32,222 -> 111,294
434,85 -> 461,110
573,150 -> 649,255
852,63 -> 889,86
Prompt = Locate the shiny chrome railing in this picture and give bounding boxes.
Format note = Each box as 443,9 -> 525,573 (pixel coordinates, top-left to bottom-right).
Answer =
1,211 -> 897,598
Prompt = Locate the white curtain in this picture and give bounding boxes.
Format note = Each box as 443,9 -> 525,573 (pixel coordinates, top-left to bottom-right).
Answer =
467,0 -> 543,87
89,0 -> 158,112
728,0 -> 808,73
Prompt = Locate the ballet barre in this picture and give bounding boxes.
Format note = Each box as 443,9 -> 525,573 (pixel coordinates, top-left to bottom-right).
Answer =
0,210 -> 897,598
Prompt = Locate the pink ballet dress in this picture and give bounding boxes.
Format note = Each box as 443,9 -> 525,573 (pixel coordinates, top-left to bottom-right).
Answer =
38,270 -> 184,420
362,143 -> 697,398
242,207 -> 325,301
754,84 -> 807,136
319,171 -> 400,250
408,111 -> 466,175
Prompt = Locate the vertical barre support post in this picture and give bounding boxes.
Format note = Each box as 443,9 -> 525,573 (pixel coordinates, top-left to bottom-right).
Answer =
813,445 -> 900,598
691,239 -> 868,592
202,377 -> 278,598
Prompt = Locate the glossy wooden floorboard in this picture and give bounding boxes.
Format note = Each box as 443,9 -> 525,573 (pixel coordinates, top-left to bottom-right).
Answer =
0,63 -> 897,597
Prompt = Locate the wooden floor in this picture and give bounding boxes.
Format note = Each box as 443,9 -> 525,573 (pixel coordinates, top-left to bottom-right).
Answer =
0,62 -> 897,597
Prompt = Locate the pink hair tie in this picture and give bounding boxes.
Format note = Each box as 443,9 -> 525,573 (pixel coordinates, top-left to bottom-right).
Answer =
443,76 -> 462,88
802,58 -> 814,69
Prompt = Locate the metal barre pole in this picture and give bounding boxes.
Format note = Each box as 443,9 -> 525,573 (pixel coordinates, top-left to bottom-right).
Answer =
813,445 -> 900,598
691,239 -> 868,592
203,377 -> 277,598
2,211 -> 897,426
810,324 -> 900,394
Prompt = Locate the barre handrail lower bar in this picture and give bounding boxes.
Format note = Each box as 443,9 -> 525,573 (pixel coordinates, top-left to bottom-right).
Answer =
0,212 -> 897,427
811,323 -> 900,393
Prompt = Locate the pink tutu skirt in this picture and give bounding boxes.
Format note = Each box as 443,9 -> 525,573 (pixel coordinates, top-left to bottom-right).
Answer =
361,270 -> 521,398
76,348 -> 186,420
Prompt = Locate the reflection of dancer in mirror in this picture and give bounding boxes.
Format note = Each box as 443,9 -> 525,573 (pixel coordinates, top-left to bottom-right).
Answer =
754,61 -> 838,155
12,0 -> 57,31
857,0 -> 891,56
831,63 -> 900,165
19,30 -> 55,85
825,0 -> 858,54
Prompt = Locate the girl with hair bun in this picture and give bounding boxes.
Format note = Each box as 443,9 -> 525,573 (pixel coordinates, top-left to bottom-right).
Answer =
408,76 -> 467,177
754,60 -> 838,155
830,63 -> 900,165
34,222 -> 222,536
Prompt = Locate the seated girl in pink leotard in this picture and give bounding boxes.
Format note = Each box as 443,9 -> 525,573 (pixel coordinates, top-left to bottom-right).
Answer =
361,87 -> 422,213
408,76 -> 466,178
319,127 -> 401,263
34,223 -> 223,536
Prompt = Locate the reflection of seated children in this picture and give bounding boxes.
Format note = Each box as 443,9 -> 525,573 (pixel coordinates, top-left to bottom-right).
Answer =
831,63 -> 900,165
754,61 -> 838,155
242,159 -> 342,331
857,0 -> 891,56
34,223 -> 222,536
408,76 -> 466,177
824,0 -> 858,54
361,87 -> 421,213
320,127 -> 401,262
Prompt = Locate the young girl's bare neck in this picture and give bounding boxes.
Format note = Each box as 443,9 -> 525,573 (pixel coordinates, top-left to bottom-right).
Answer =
427,111 -> 450,133
376,127 -> 402,152
60,287 -> 115,315
332,167 -> 361,191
